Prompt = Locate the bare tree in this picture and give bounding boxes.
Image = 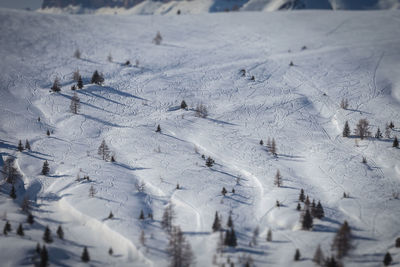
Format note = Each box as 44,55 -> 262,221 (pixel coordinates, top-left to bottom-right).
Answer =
274,169 -> 282,187
51,77 -> 61,92
340,98 -> 349,109
70,92 -> 80,114
332,221 -> 351,259
270,138 -> 277,155
98,140 -> 110,161
74,49 -> 81,59
89,185 -> 97,198
2,157 -> 21,184
195,103 -> 208,118
167,226 -> 194,267
354,119 -> 371,140
161,203 -> 175,233
73,69 -> 80,81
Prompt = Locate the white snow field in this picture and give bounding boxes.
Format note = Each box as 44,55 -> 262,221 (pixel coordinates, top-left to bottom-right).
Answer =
0,7 -> 400,267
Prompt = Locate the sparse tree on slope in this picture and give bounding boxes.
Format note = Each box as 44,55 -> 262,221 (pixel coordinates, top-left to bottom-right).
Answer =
301,209 -> 313,230
294,249 -> 301,261
332,221 -> 351,259
383,252 -> 392,266
81,246 -> 90,262
10,185 -> 16,199
3,157 -> 20,184
375,128 -> 382,139
17,140 -> 24,151
43,226 -> 53,243
342,121 -> 350,137
354,119 -> 371,140
57,225 -> 64,239
70,92 -> 80,114
313,244 -> 325,265
167,226 -> 194,267
153,31 -> 162,45
91,70 -> 104,85
17,223 -> 24,236
212,211 -> 221,232
41,160 -> 49,175
40,245 -> 48,267
25,139 -> 31,150
393,136 -> 399,148
77,75 -> 83,89
98,140 -> 110,161
51,77 -> 61,92
161,203 -> 175,233
274,169 -> 282,187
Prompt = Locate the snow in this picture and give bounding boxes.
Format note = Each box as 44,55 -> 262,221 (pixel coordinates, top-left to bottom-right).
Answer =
1,7 -> 400,267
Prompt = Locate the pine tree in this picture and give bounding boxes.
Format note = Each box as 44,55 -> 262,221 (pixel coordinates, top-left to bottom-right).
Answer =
27,213 -> 34,224
206,157 -> 215,167
212,211 -> 221,232
324,256 -> 339,267
4,220 -> 11,234
139,210 -> 145,220
274,169 -> 282,187
332,221 -> 351,259
108,211 -> 114,219
17,140 -> 24,151
46,129 -> 50,136
111,155 -> 116,162
161,203 -> 174,233
299,188 -> 305,202
51,77 -> 61,92
17,223 -> 24,236
266,229 -> 272,242
74,48 -> 81,59
3,157 -> 21,184
156,124 -> 161,133
180,100 -> 188,109
108,247 -> 113,255
221,187 -> 227,196
342,121 -> 350,137
81,246 -> 90,262
259,140 -> 264,145
41,160 -> 49,175
383,252 -> 392,266
227,213 -> 233,228
25,139 -> 31,150
70,92 -> 80,114
98,140 -> 110,161
301,209 -> 313,230
43,226 -> 53,243
40,245 -> 48,267
389,121 -> 395,128
313,244 -> 324,265
91,70 -> 104,85
56,225 -> 64,239
36,243 -> 41,254
396,237 -> 400,248
77,75 -> 83,89
294,249 -> 301,261
10,185 -> 16,199
296,203 -> 301,211
224,228 -> 237,247
375,128 -> 382,139
393,136 -> 399,148
305,195 -> 310,206
167,226 -> 194,267
252,226 -> 259,246
314,201 -> 325,219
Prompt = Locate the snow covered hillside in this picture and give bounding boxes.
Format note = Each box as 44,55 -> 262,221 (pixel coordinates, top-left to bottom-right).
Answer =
1,7 -> 400,267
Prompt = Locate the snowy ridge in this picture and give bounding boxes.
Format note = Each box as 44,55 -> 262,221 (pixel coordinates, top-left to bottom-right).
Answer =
1,7 -> 400,267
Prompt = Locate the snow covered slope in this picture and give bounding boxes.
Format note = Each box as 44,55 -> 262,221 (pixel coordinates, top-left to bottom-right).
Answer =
1,7 -> 400,267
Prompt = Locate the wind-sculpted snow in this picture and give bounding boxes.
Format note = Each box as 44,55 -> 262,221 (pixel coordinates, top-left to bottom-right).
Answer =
0,8 -> 400,267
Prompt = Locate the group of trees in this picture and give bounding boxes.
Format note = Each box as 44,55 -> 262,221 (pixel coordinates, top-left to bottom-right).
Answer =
98,140 -> 114,161
17,140 -> 31,151
260,138 -> 277,156
298,189 -> 325,230
212,211 -> 237,248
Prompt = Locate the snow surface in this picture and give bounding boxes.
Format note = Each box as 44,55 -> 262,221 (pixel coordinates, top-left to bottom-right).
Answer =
1,7 -> 400,267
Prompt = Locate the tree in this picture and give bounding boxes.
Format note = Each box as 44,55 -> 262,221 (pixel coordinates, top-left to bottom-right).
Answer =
89,185 -> 96,198
224,228 -> 237,247
383,252 -> 392,266
324,256 -> 339,267
289,61 -> 294,66
107,53 -> 113,62
3,221 -> 11,235
393,136 -> 399,148
108,247 -> 113,255
195,103 -> 208,118
3,157 -> 21,184
301,209 -> 313,230
161,203 -> 175,233
17,223 -> 24,236
180,100 -> 188,109
294,249 -> 301,261
340,98 -> 348,109
259,140 -> 264,145
153,31 -> 162,45
40,245 -> 48,267
396,237 -> 400,248
266,229 -> 272,242
139,230 -> 146,246
73,69 -> 80,81
36,243 -> 41,254
227,213 -> 233,228
270,138 -> 277,155
389,121 -> 395,128
17,140 -> 24,151
156,124 -> 161,133
252,226 -> 259,246
57,225 -> 64,239
385,123 -> 391,138
41,160 -> 50,175
205,157 -> 215,167
375,128 -> 382,139
46,129 -> 50,136
313,244 -> 324,265
111,155 -> 116,162
314,201 -> 325,219
221,187 -> 227,196
274,170 -> 282,187
98,140 -> 110,161
27,213 -> 34,224
91,70 -> 104,85
354,119 -> 371,140
299,189 -> 305,202
81,246 -> 90,262
43,226 -> 53,243
108,211 -> 114,219
77,75 -> 83,89
25,139 -> 31,150
342,121 -> 350,137
332,221 -> 351,259
74,48 -> 81,59
167,226 -> 194,267
51,77 -> 61,92
212,211 -> 221,232
70,93 -> 80,114
10,185 -> 16,199
139,209 -> 145,220
296,203 -> 301,211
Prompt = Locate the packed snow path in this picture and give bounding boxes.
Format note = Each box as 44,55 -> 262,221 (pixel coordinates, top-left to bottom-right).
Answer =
0,8 -> 400,267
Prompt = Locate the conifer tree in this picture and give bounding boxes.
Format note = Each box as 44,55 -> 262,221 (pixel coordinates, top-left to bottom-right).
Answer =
51,77 -> 61,92
324,256 -> 339,267
396,237 -> 400,248
266,229 -> 272,242
3,220 -> 11,235
393,136 -> 399,148
108,211 -> 114,219
139,210 -> 145,220
301,209 -> 313,230
111,155 -> 115,162
156,124 -> 161,133
314,201 -> 325,219
41,160 -> 49,175
153,31 -> 162,45
70,92 -> 80,114
224,228 -> 237,247
221,187 -> 227,196
305,195 -> 310,206
167,226 -> 194,267
77,75 -> 83,89
46,129 -> 50,136
74,48 -> 81,59
270,138 -> 277,155
161,203 -> 174,233
25,139 -> 31,150
383,252 -> 392,266
294,249 -> 301,261
206,157 -> 215,167
27,213 -> 34,224
342,121 -> 350,137
313,244 -> 324,265
389,121 -> 395,128
56,225 -> 64,239
332,221 -> 351,259
91,70 -> 104,85
296,203 -> 301,211
299,188 -> 305,202
81,246 -> 90,262
17,140 -> 24,152
43,226 -> 53,243
3,157 -> 20,184
375,128 -> 382,139
89,185 -> 96,197
227,213 -> 233,228
10,185 -> 16,199
274,169 -> 282,187
259,140 -> 264,145
36,243 -> 41,254
212,211 -> 221,232
98,140 -> 110,161
40,245 -> 48,267
17,223 -> 24,236
180,100 -> 188,109
108,247 -> 113,255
